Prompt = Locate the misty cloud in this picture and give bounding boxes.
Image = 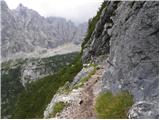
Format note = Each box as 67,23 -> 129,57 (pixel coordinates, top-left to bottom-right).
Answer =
4,0 -> 103,23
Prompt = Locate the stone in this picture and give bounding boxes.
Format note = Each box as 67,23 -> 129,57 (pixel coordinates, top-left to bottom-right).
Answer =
1,1 -> 87,61
81,1 -> 159,118
71,66 -> 95,86
128,101 -> 159,119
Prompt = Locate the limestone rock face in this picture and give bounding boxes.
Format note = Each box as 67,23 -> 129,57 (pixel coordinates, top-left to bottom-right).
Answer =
82,1 -> 159,118
1,1 -> 87,60
128,101 -> 159,119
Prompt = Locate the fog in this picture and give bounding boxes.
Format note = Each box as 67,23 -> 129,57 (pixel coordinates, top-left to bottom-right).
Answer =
4,0 -> 103,24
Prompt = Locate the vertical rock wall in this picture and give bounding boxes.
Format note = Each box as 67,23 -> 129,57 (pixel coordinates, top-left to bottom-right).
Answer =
82,1 -> 159,118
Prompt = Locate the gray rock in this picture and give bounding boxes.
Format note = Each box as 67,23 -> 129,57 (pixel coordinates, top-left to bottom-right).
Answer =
82,1 -> 119,63
71,66 -> 94,86
20,60 -> 51,86
82,1 -> 159,118
1,1 -> 87,60
128,101 -> 159,119
102,0 -> 159,101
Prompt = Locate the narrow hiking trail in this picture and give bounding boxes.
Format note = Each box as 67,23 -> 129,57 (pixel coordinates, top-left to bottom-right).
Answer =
56,64 -> 106,119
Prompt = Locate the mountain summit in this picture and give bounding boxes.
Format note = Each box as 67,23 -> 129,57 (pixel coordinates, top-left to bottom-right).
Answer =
1,1 -> 87,60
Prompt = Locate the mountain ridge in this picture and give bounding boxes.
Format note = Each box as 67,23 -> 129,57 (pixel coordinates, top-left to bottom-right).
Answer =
44,1 -> 159,119
1,1 -> 87,61
1,0 -> 159,119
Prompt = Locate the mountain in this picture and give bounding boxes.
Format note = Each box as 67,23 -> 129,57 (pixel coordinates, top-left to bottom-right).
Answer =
1,1 -> 159,119
44,1 -> 159,119
1,1 -> 87,61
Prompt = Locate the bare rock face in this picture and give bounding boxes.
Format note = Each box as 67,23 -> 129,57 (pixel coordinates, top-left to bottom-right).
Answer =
82,1 -> 159,118
128,101 -> 159,119
20,60 -> 50,87
1,1 -> 87,60
71,66 -> 95,86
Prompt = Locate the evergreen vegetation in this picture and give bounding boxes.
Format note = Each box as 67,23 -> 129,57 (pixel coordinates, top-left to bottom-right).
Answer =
1,66 -> 24,118
1,52 -> 80,118
12,54 -> 82,118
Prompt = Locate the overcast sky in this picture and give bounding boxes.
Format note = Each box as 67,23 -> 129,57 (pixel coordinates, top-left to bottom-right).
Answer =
4,0 -> 103,24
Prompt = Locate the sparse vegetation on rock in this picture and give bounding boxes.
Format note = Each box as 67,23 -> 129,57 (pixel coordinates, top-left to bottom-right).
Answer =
81,1 -> 107,49
51,102 -> 67,117
73,65 -> 96,89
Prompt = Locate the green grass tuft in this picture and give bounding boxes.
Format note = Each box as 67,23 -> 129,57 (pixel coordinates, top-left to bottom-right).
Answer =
95,91 -> 133,119
52,102 -> 67,117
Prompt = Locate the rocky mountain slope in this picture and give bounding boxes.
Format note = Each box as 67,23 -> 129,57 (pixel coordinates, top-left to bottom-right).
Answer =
44,1 -> 159,119
1,1 -> 87,60
82,1 -> 159,118
1,0 -> 159,119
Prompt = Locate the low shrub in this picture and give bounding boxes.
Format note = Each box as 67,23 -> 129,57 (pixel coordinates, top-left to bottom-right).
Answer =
95,91 -> 133,119
52,102 -> 67,117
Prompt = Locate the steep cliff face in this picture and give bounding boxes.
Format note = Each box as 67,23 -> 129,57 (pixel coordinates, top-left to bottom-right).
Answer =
43,1 -> 158,119
2,0 -> 159,119
1,1 -> 87,60
82,1 -> 159,118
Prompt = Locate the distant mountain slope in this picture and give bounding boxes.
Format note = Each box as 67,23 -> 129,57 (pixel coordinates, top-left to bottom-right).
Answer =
2,43 -> 81,61
1,52 -> 79,118
1,1 -> 87,60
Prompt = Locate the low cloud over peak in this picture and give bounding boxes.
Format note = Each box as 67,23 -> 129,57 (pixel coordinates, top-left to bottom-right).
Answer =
4,0 -> 103,24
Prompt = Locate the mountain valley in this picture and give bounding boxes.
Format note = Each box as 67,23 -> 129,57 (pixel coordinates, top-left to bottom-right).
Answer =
1,0 -> 159,119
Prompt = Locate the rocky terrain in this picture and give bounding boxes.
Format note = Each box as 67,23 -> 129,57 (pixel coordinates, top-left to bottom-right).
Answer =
44,1 -> 159,119
44,63 -> 106,119
1,1 -> 87,61
1,0 -> 159,119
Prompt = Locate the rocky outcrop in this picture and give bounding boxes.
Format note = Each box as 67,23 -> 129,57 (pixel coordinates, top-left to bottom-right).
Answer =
82,1 -> 159,119
1,1 -> 87,60
20,59 -> 51,86
82,1 -> 119,63
44,65 -> 105,119
128,101 -> 159,119
20,52 -> 79,87
71,65 -> 95,86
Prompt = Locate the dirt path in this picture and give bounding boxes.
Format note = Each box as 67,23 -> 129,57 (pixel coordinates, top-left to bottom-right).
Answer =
57,65 -> 106,119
